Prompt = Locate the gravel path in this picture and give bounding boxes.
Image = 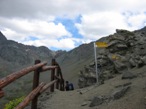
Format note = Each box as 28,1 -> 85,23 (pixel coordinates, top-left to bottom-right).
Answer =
38,89 -> 92,109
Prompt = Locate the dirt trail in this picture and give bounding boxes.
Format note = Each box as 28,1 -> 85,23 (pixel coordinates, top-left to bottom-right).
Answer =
38,66 -> 146,109
38,88 -> 94,109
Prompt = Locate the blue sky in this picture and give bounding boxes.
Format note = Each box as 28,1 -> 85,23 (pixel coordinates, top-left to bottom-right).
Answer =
0,0 -> 146,51
54,15 -> 82,39
52,16 -> 84,50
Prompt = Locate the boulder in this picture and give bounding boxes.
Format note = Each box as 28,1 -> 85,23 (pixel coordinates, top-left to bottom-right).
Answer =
113,61 -> 128,72
89,96 -> 105,107
129,55 -> 145,68
78,70 -> 96,88
111,86 -> 130,100
141,56 -> 146,64
122,71 -> 137,79
129,58 -> 136,68
115,82 -> 132,88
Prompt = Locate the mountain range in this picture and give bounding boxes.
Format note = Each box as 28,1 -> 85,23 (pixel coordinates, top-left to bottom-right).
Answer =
0,31 -> 96,88
1,26 -> 146,108
0,30 -> 95,107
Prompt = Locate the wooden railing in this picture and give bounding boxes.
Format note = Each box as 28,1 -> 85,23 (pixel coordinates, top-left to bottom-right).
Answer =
0,59 -> 64,109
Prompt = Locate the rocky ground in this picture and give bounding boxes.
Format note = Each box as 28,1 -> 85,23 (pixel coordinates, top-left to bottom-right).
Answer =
37,65 -> 146,109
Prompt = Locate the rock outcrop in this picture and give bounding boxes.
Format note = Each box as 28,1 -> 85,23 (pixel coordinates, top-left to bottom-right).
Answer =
78,27 -> 146,88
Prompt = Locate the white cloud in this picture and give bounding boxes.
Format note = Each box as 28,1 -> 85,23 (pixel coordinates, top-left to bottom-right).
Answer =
2,28 -> 26,41
23,38 -> 76,50
1,0 -> 146,19
23,37 -> 92,50
75,12 -> 127,40
1,0 -> 146,50
76,11 -> 146,40
0,18 -> 71,41
125,12 -> 146,28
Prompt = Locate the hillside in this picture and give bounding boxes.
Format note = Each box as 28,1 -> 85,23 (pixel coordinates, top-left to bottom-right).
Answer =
0,32 -> 65,108
1,26 -> 146,108
38,65 -> 146,109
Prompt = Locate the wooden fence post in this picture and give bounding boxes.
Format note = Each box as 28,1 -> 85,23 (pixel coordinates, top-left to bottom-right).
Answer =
60,78 -> 64,91
31,60 -> 41,109
56,64 -> 60,89
50,59 -> 55,92
59,69 -> 65,91
0,89 -> 4,98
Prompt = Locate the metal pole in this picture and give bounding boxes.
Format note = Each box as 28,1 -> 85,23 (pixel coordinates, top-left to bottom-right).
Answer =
94,42 -> 98,84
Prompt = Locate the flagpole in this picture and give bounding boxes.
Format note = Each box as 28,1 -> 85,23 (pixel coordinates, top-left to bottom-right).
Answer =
94,42 -> 98,84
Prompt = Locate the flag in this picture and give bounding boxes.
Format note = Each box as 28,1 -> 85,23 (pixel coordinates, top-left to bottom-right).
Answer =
95,42 -> 108,48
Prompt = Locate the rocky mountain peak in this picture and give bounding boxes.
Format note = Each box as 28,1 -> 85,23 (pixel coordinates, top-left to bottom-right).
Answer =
0,31 -> 7,41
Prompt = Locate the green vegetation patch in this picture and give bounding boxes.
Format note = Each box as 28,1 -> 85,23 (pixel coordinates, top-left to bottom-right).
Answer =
4,96 -> 25,109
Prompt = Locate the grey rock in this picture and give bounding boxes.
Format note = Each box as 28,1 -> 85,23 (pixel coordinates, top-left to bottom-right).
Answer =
89,96 -> 104,107
141,56 -> 146,64
113,61 -> 128,71
88,85 -> 131,107
111,86 -> 130,100
122,71 -> 137,79
115,82 -> 132,88
129,58 -> 136,68
81,102 -> 88,106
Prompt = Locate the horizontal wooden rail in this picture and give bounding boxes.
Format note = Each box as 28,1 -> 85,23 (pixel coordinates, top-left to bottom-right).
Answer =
0,59 -> 65,109
55,75 -> 61,80
15,82 -> 45,109
0,62 -> 47,89
16,79 -> 59,109
41,66 -> 58,72
40,79 -> 58,93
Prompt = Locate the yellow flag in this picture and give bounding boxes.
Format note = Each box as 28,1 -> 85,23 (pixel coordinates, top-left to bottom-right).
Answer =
95,42 -> 108,48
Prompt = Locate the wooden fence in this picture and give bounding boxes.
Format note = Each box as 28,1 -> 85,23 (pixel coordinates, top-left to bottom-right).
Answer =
0,59 -> 65,109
